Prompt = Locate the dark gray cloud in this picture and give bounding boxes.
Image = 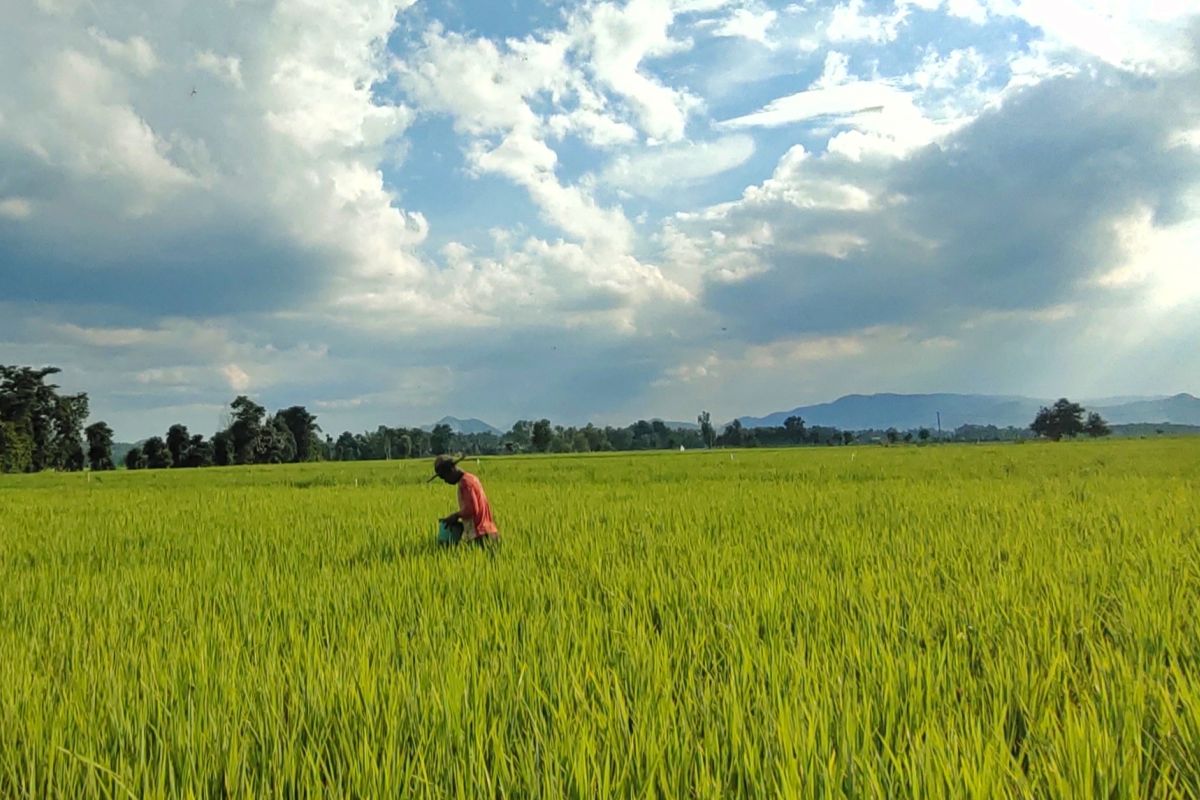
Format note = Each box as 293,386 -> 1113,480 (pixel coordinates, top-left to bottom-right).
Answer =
702,66 -> 1200,341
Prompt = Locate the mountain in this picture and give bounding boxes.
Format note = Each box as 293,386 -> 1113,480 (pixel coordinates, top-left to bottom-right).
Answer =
737,393 -> 1040,431
737,392 -> 1200,431
656,419 -> 700,430
421,416 -> 502,435
112,442 -> 138,464
1096,394 -> 1200,425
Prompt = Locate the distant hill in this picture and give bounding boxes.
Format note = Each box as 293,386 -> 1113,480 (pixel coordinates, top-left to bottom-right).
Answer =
421,416 -> 502,435
737,392 -> 1200,431
1112,423 -> 1200,437
112,442 -> 138,464
1097,394 -> 1200,425
656,419 -> 699,430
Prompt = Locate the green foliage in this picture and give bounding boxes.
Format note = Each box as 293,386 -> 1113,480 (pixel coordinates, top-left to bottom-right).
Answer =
84,422 -> 115,471
179,435 -> 214,468
276,406 -> 321,462
0,421 -> 33,474
142,436 -> 173,469
123,446 -> 146,470
229,395 -> 267,465
166,424 -> 190,466
1032,398 -> 1087,441
212,431 -> 232,466
698,411 -> 716,449
531,418 -> 553,453
0,441 -> 1198,796
430,423 -> 453,456
0,365 -> 90,473
1086,411 -> 1112,438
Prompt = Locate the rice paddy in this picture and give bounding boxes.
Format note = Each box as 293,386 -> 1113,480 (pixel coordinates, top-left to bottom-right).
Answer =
1,439 -> 1198,797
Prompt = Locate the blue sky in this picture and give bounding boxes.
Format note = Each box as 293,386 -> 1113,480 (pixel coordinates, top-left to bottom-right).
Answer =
1,0 -> 1198,439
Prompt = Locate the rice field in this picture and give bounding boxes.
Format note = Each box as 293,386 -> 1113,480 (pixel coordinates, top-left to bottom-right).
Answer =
1,439 -> 1198,798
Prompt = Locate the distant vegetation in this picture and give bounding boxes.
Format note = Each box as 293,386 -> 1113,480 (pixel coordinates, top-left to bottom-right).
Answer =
0,365 -> 1172,476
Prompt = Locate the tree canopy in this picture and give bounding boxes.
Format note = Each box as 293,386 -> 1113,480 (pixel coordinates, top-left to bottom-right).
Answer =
2,365 -> 106,474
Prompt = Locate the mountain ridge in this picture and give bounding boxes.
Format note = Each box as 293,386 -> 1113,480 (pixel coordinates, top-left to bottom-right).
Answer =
736,392 -> 1200,431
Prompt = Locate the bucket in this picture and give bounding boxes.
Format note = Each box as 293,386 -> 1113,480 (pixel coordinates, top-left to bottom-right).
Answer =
437,519 -> 465,546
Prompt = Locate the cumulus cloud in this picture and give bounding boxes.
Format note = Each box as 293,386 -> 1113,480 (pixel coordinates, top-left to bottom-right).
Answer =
0,197 -> 34,220
694,67 -> 1200,348
712,7 -> 779,46
1,0 -> 1198,438
602,135 -> 756,196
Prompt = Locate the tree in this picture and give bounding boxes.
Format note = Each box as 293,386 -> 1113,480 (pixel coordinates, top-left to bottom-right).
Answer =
1031,398 -> 1086,441
531,419 -> 553,453
180,435 -> 214,468
124,446 -> 146,470
720,419 -> 745,447
784,416 -> 807,444
903,431 -> 914,444
841,431 -> 855,446
1085,412 -> 1111,438
142,436 -> 173,469
0,366 -> 87,472
84,422 -> 115,471
0,420 -> 34,473
166,424 -> 191,467
259,416 -> 297,463
277,406 -> 320,462
508,420 -> 533,450
51,392 -> 88,471
885,428 -> 900,445
212,431 -> 233,466
918,428 -> 931,442
698,411 -> 716,449
334,431 -> 359,461
227,396 -> 267,464
430,423 -> 454,456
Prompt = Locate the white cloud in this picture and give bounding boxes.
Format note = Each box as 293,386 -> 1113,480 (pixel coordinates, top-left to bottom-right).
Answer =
910,47 -> 988,91
986,0 -> 1198,72
720,80 -> 898,128
713,8 -> 779,46
195,51 -> 244,88
576,0 -> 702,142
740,145 -> 874,210
6,49 -> 197,200
53,323 -> 159,347
221,364 -> 251,392
1101,205 -> 1200,310
0,197 -> 33,220
826,0 -> 909,44
89,28 -> 159,75
603,135 -> 756,196
900,0 -> 989,25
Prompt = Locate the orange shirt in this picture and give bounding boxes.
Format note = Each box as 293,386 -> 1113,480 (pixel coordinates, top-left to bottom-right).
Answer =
457,472 -> 498,539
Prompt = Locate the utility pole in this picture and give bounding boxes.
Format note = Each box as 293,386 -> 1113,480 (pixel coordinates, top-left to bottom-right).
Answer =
936,411 -> 942,440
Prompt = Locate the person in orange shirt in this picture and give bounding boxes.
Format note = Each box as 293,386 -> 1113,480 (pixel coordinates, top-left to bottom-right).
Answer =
434,455 -> 499,545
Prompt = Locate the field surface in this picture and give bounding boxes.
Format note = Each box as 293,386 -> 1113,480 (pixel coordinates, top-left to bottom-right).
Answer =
1,440 -> 1199,798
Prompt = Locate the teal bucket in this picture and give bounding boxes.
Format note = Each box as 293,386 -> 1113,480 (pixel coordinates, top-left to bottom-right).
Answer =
437,519 -> 465,546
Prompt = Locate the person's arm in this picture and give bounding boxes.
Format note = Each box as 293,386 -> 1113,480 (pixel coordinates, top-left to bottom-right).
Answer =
442,481 -> 475,525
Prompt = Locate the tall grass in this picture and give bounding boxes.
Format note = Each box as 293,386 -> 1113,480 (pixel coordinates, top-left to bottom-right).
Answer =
1,440 -> 1198,797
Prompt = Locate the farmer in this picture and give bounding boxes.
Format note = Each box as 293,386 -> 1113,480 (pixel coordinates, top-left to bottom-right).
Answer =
434,455 -> 499,545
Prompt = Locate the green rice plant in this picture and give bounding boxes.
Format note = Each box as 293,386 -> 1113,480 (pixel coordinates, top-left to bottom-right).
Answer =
0,440 -> 1197,797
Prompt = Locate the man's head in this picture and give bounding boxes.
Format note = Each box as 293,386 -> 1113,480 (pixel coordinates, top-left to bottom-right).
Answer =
433,455 -> 463,484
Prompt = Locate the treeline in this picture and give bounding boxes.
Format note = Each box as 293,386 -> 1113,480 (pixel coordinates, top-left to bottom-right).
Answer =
124,397 -> 320,470
0,366 -> 109,473
1,364 -> 1118,476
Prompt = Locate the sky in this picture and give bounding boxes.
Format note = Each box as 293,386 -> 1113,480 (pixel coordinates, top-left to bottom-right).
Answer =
1,0 -> 1198,440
